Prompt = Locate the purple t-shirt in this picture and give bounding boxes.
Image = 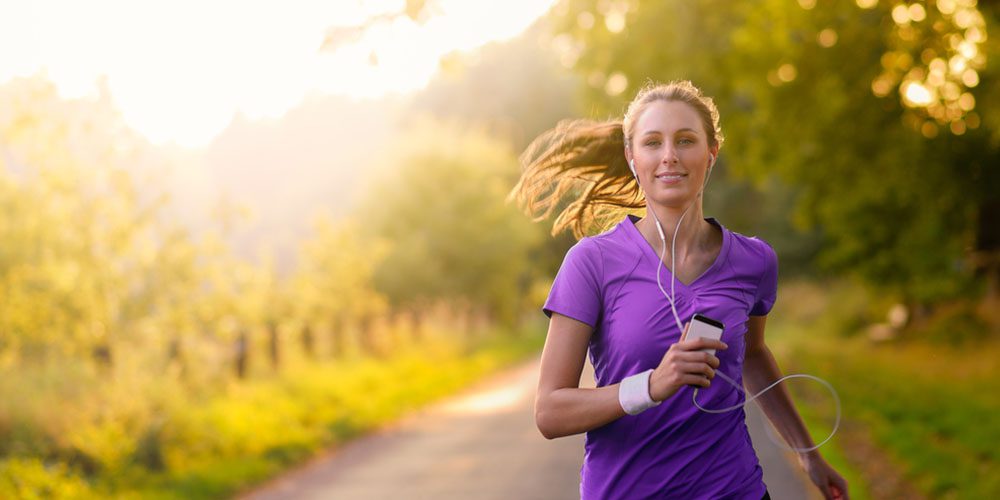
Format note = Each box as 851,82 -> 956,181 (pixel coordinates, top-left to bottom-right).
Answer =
543,214 -> 777,499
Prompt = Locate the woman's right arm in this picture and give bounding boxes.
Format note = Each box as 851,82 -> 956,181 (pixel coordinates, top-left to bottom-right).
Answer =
534,313 -> 727,439
534,313 -> 625,439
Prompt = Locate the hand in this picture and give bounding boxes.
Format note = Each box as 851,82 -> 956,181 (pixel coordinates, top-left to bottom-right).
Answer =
648,322 -> 728,402
799,452 -> 849,500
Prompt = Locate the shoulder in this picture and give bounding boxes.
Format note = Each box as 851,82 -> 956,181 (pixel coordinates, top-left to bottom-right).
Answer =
565,221 -> 629,261
565,235 -> 604,264
725,228 -> 778,271
560,218 -> 646,282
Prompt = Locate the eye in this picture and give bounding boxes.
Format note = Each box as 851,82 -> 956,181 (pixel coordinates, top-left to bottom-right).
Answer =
645,140 -> 661,147
677,137 -> 695,145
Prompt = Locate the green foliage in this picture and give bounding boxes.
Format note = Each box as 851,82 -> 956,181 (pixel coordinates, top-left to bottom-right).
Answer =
0,458 -> 97,500
768,281 -> 1000,499
549,0 -> 1000,303
0,324 -> 544,499
358,117 -> 548,325
0,72 -> 554,499
0,76 -> 214,363
909,300 -> 990,345
414,18 -> 583,153
292,216 -> 388,327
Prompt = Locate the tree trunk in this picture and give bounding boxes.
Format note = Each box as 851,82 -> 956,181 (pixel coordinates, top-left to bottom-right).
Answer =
267,321 -> 280,371
974,200 -> 1000,334
410,307 -> 424,342
330,314 -> 346,358
358,314 -> 385,358
301,324 -> 315,359
235,329 -> 249,379
167,336 -> 185,376
92,343 -> 113,373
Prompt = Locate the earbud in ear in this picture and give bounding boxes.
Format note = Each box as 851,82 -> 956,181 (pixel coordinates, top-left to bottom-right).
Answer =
709,154 -> 716,167
629,159 -> 637,176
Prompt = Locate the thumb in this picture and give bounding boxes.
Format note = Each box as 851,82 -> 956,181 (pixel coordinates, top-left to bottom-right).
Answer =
680,322 -> 690,341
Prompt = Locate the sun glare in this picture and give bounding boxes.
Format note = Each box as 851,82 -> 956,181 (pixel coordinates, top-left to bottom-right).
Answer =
2,0 -> 557,148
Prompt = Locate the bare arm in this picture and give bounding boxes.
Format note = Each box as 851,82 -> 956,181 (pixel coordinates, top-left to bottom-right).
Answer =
743,315 -> 848,500
534,313 -> 626,439
535,313 -> 727,439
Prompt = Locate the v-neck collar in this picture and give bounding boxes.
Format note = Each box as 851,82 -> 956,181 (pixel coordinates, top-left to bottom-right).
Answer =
623,214 -> 731,289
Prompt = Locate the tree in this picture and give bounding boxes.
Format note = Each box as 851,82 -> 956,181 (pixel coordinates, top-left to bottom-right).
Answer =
358,118 -> 546,328
0,75 -> 201,363
292,216 -> 388,356
547,0 -> 1000,309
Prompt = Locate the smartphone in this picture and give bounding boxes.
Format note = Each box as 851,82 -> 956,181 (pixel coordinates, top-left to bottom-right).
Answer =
685,314 -> 725,356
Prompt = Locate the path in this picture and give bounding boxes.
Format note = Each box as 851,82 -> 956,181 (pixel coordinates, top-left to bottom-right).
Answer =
240,355 -> 821,499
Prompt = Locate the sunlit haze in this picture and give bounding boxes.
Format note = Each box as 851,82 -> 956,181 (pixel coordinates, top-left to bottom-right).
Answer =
2,0 -> 558,147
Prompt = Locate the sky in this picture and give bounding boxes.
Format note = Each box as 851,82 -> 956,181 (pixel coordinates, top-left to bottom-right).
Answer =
1,0 -> 558,148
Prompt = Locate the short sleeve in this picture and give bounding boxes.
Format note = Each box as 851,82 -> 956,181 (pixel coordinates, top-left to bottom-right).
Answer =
542,238 -> 604,328
749,240 -> 778,316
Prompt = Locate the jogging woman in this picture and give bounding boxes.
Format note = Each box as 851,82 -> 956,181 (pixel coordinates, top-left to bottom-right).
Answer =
512,81 -> 848,499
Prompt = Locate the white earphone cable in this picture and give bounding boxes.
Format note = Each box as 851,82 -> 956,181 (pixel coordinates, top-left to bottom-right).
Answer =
631,153 -> 840,454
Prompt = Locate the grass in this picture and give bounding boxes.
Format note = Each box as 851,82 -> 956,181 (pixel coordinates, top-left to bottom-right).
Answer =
0,324 -> 546,499
765,281 -> 1000,500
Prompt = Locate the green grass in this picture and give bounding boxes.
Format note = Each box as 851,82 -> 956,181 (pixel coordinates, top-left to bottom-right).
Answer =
765,282 -> 1000,500
0,326 -> 546,499
793,401 -> 871,500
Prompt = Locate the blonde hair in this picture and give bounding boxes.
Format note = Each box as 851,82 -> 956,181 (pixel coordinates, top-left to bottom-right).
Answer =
509,80 -> 724,238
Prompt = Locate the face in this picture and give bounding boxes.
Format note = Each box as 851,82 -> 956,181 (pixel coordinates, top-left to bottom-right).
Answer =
626,100 -> 718,208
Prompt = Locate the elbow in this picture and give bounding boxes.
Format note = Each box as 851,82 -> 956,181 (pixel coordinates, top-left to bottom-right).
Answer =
534,398 -> 562,440
535,408 -> 556,440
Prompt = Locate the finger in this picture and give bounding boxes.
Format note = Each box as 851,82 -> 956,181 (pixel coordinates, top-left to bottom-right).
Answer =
682,373 -> 711,387
678,362 -> 715,379
676,350 -> 721,368
680,322 -> 691,341
678,337 -> 728,352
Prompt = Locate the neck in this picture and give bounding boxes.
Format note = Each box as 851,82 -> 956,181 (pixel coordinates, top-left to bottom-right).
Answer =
639,201 -> 708,255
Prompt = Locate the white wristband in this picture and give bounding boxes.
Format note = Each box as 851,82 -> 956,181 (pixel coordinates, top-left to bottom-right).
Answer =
619,369 -> 662,415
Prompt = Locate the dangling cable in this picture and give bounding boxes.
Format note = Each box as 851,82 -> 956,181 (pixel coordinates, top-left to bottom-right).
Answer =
631,153 -> 840,454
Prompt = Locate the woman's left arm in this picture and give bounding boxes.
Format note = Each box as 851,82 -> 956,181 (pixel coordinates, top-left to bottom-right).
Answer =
743,315 -> 849,500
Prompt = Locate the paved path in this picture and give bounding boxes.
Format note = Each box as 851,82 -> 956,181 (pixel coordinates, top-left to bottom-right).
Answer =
240,355 -> 821,499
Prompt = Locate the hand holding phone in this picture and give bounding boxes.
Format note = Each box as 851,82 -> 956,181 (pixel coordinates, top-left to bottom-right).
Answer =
649,314 -> 728,400
683,314 -> 725,356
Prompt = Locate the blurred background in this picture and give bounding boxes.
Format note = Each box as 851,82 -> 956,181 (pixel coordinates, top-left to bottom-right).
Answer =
0,0 -> 997,498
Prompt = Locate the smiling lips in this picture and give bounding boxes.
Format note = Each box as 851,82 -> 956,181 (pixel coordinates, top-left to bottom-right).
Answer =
655,172 -> 687,184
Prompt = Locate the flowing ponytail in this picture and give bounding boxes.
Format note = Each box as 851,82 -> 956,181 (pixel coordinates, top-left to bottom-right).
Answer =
507,119 -> 642,239
508,80 -> 724,239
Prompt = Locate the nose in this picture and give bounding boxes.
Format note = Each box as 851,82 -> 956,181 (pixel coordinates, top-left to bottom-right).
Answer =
660,146 -> 679,165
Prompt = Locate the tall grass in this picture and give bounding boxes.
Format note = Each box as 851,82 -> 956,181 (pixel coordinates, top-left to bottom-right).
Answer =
0,322 -> 546,499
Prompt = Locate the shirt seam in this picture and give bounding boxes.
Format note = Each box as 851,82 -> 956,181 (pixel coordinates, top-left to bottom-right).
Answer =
750,242 -> 772,316
593,237 -> 607,326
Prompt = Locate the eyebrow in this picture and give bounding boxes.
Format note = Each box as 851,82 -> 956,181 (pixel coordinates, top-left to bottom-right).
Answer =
641,127 -> 699,136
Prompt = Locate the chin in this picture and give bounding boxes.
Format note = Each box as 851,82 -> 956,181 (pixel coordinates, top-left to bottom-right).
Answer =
649,193 -> 698,208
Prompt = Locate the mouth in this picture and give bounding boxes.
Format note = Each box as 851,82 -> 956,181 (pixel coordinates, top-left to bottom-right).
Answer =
655,172 -> 687,183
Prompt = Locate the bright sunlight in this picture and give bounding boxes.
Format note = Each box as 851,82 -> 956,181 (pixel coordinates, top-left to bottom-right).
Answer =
1,0 -> 557,147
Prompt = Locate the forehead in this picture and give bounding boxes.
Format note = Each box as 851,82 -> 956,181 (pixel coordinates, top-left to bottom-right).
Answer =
634,100 -> 704,135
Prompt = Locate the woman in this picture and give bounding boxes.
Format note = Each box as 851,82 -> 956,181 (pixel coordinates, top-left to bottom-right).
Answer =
511,81 -> 848,499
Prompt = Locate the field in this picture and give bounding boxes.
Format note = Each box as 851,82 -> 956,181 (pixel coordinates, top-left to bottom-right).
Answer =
766,282 -> 999,499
